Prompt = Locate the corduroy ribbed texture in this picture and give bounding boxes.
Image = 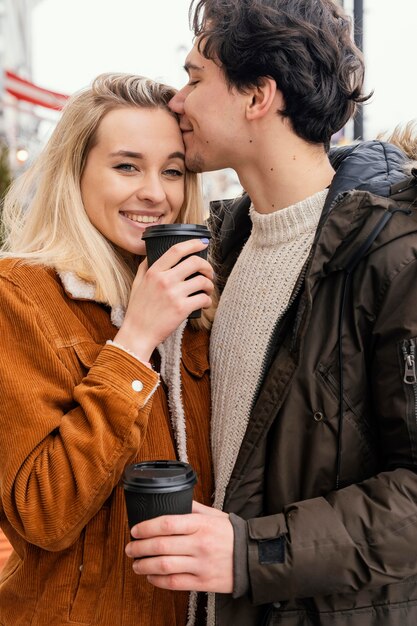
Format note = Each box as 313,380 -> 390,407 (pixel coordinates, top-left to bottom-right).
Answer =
0,259 -> 212,626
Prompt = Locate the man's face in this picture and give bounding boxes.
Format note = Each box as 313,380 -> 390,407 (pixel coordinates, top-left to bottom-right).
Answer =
169,42 -> 246,173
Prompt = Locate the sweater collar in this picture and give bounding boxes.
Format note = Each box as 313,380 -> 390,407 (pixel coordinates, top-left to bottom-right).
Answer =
249,189 -> 328,247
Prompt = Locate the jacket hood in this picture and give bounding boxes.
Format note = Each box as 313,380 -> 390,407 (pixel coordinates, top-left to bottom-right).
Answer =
325,140 -> 411,216
317,141 -> 417,275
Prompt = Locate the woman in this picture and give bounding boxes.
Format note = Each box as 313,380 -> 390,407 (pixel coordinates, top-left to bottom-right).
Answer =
0,73 -> 214,626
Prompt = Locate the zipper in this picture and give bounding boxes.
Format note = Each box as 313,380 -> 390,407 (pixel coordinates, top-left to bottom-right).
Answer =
403,339 -> 417,384
402,339 -> 417,462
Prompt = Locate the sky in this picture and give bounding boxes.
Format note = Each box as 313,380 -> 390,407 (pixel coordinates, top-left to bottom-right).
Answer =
32,0 -> 417,141
32,0 -> 194,94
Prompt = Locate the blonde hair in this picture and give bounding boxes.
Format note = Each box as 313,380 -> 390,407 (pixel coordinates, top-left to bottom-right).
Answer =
383,120 -> 417,167
1,73 -> 205,313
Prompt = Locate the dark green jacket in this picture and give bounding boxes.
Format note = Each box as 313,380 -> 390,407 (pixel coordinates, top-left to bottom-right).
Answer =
209,141 -> 417,625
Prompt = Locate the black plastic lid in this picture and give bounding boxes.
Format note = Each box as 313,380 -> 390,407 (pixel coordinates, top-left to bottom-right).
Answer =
141,223 -> 211,239
122,460 -> 197,493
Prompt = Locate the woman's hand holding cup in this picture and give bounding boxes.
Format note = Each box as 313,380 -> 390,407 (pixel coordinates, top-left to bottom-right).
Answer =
114,238 -> 213,362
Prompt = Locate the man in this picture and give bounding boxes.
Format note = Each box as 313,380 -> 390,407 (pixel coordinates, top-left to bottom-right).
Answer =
126,1 -> 417,624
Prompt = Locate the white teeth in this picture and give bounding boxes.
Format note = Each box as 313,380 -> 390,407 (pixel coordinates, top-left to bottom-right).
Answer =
122,213 -> 160,223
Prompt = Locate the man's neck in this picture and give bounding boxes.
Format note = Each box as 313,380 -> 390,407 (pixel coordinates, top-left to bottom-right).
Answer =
235,135 -> 335,214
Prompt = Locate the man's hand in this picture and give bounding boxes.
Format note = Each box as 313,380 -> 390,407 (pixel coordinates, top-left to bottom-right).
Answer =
125,501 -> 234,593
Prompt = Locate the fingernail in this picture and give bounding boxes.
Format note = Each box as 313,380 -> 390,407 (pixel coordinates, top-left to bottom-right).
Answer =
200,238 -> 209,245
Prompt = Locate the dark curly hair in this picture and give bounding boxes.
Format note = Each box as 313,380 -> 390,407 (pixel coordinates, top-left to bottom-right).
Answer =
190,0 -> 369,148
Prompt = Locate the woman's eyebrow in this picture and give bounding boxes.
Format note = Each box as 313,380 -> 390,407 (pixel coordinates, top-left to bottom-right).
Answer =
168,152 -> 185,161
109,150 -> 185,161
109,150 -> 144,158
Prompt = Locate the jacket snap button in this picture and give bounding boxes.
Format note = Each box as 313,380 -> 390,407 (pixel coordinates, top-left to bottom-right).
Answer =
313,411 -> 324,422
132,380 -> 144,392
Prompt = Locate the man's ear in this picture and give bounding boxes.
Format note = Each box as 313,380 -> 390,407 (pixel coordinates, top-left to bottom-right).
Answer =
246,77 -> 281,120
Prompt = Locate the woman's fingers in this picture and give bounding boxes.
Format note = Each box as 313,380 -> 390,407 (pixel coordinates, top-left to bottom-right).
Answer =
136,257 -> 148,278
180,274 -> 214,297
114,237 -> 213,357
151,239 -> 209,272
171,256 -> 213,281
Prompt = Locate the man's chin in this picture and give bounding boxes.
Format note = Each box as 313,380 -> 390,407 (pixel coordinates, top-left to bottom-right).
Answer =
185,152 -> 205,173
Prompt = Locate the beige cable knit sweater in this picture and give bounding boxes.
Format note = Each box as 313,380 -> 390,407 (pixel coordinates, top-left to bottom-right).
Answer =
210,189 -> 328,511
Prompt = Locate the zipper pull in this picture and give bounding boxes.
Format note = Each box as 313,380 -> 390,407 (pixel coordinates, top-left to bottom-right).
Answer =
403,340 -> 417,384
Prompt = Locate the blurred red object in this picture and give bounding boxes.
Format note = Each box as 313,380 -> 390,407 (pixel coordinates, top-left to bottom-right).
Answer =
5,70 -> 69,111
0,529 -> 12,571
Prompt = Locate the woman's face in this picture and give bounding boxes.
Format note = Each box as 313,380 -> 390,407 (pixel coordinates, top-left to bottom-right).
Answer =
81,106 -> 186,256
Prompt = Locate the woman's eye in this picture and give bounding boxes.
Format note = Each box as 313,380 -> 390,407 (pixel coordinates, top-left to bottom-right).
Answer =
189,81 -> 199,87
164,169 -> 184,178
114,163 -> 136,172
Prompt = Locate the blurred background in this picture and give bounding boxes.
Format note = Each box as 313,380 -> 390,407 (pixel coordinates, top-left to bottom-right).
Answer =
0,0 -> 416,571
0,0 -> 416,205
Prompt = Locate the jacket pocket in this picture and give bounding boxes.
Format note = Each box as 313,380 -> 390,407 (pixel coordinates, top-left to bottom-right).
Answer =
180,327 -> 209,379
400,338 -> 417,463
72,341 -> 102,369
316,359 -> 376,483
181,345 -> 209,378
58,340 -> 102,384
317,361 -> 373,449
69,505 -> 110,624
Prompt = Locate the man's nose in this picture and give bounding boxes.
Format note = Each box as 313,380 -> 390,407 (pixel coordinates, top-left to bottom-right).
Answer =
169,89 -> 186,114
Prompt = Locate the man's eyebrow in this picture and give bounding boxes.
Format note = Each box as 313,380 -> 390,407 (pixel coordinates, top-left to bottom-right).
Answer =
109,150 -> 185,161
184,61 -> 204,74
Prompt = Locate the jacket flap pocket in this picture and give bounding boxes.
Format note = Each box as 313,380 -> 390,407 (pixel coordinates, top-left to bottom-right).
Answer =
181,328 -> 209,378
73,341 -> 102,369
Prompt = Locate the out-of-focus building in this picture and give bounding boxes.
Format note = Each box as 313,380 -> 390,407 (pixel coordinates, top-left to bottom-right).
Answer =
0,0 -> 38,170
0,0 -> 67,175
0,0 -> 46,568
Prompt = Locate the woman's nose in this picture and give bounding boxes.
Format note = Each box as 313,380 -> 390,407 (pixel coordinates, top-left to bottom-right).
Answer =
136,174 -> 166,204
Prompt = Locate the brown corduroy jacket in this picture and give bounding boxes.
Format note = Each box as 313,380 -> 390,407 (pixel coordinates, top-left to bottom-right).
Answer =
0,259 -> 212,626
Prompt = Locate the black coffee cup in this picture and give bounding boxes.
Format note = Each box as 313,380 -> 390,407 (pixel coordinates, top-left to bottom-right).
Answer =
142,223 -> 211,319
122,460 -> 197,530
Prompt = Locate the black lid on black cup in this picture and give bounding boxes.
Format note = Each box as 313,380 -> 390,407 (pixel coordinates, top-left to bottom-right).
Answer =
141,224 -> 211,240
122,460 -> 197,494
